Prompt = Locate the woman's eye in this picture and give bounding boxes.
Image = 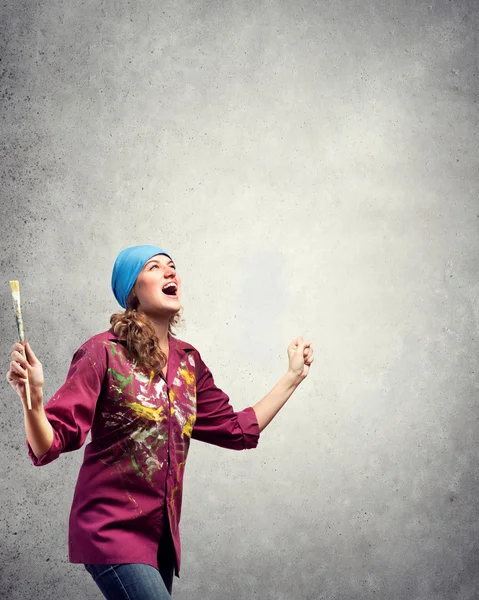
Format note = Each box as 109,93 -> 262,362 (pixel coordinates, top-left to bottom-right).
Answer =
149,264 -> 175,270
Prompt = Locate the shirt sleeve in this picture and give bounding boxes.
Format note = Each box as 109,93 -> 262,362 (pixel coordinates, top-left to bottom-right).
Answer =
26,337 -> 106,467
191,350 -> 260,450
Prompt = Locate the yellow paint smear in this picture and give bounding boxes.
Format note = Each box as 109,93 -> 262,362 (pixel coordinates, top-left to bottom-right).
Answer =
182,413 -> 196,438
178,365 -> 195,387
122,402 -> 167,422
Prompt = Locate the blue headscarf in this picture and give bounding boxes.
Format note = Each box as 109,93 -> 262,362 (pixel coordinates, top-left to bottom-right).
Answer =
111,245 -> 173,309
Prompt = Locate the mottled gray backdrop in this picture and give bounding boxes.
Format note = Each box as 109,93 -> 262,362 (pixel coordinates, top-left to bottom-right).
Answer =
1,0 -> 478,598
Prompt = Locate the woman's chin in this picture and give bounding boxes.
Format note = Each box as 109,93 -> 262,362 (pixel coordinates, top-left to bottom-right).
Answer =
144,301 -> 181,318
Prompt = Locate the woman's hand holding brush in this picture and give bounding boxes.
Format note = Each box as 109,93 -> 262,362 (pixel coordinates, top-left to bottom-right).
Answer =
7,343 -> 53,459
7,342 -> 44,411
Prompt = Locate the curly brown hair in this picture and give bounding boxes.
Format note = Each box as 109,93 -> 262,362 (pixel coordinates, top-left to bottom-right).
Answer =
109,288 -> 185,377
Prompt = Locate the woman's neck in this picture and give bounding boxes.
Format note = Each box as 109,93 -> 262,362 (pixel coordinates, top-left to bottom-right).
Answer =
146,314 -> 170,352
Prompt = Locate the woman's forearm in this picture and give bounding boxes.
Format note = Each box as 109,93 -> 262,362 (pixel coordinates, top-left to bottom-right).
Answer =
23,388 -> 54,459
253,371 -> 302,432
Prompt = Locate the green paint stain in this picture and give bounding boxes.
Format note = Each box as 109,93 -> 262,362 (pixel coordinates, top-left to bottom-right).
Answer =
129,453 -> 144,479
108,368 -> 133,392
109,343 -> 121,357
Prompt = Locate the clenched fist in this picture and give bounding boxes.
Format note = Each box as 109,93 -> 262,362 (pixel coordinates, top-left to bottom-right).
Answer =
287,336 -> 314,382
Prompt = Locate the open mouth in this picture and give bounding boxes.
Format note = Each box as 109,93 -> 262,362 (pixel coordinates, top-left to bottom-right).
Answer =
162,282 -> 178,296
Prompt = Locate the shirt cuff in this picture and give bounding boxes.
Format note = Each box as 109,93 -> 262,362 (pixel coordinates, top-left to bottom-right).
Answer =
26,434 -> 62,467
236,406 -> 260,449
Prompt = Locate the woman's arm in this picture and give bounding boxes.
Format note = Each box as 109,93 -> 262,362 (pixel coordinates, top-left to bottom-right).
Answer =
8,342 -> 53,459
191,336 -> 314,446
191,352 -> 260,450
252,371 -> 302,433
253,336 -> 314,432
8,338 -> 106,466
23,390 -> 54,459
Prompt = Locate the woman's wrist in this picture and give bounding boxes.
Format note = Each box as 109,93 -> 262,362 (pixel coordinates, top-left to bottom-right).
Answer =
285,369 -> 304,387
24,386 -> 44,413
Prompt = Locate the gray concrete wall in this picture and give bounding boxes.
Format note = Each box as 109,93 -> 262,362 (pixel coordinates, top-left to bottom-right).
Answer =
1,1 -> 478,598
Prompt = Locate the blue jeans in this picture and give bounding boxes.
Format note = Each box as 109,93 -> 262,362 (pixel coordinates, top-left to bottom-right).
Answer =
84,562 -> 174,599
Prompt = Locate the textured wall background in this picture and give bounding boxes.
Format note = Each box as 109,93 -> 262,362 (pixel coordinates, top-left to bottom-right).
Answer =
1,1 -> 478,598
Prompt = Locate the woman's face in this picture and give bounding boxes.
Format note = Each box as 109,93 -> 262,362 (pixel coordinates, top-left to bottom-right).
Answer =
133,254 -> 181,317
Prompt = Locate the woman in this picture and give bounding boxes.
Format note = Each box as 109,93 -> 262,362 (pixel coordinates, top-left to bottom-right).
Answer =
7,244 -> 314,600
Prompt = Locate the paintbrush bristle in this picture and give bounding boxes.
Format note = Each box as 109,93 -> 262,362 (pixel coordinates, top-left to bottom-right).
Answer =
9,280 -> 20,293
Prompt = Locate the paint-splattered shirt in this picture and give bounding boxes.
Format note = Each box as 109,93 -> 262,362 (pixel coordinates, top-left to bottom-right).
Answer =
25,328 -> 260,576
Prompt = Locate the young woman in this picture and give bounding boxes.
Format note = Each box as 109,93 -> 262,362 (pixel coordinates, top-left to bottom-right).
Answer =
7,244 -> 314,600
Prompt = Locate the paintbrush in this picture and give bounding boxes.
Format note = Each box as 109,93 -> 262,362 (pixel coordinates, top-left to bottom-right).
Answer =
9,280 -> 32,410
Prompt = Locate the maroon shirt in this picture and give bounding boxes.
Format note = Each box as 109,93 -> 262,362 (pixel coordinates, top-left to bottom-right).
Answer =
26,328 -> 260,575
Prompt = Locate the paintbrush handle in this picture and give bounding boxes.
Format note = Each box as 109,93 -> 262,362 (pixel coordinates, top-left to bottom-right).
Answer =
22,346 -> 32,410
